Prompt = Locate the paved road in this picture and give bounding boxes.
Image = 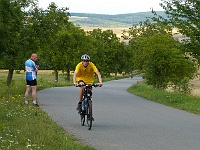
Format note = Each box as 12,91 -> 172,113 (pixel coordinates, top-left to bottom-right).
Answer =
37,76 -> 200,150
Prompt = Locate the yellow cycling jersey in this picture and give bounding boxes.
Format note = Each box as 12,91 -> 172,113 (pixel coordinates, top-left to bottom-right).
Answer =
74,62 -> 98,84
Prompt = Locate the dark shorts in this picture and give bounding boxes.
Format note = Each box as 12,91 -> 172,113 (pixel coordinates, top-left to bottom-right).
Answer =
26,79 -> 37,86
78,80 -> 85,84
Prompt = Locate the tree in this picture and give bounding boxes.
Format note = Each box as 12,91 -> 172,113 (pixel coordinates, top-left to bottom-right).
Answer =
55,24 -> 87,81
29,2 -> 70,81
0,0 -> 36,85
152,0 -> 200,60
87,29 -> 126,77
127,21 -> 197,90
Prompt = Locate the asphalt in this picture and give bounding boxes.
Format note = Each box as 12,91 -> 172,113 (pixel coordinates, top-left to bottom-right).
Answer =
37,76 -> 200,150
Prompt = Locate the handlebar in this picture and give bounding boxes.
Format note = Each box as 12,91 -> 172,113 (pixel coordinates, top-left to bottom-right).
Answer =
76,83 -> 99,88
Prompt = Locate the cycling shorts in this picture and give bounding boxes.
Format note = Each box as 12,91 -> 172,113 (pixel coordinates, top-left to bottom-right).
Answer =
78,80 -> 85,84
26,79 -> 37,86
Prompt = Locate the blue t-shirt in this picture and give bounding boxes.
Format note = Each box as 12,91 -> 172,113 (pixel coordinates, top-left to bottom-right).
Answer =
25,59 -> 37,81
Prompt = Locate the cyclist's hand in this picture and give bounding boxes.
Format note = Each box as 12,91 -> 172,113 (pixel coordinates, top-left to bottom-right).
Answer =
77,81 -> 85,87
98,83 -> 103,87
74,83 -> 78,87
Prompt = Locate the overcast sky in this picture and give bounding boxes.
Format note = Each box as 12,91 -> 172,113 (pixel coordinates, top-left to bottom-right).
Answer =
38,0 -> 163,15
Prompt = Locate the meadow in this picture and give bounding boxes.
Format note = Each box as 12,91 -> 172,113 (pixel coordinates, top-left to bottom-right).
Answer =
0,70 -> 199,149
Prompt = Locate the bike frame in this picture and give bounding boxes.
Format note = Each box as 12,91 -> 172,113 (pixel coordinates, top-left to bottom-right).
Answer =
77,84 -> 98,130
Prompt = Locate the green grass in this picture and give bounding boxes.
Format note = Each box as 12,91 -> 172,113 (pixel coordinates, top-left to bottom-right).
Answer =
128,81 -> 200,114
0,70 -> 122,150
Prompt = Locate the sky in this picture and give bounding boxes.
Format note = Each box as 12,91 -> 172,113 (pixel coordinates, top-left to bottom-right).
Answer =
38,0 -> 164,15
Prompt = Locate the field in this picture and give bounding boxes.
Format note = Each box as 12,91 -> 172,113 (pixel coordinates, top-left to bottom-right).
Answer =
82,27 -> 184,39
82,26 -> 129,38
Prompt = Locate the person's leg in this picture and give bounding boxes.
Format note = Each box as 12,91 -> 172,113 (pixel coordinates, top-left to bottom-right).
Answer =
76,87 -> 84,112
79,87 -> 84,102
25,85 -> 31,104
31,85 -> 37,104
78,80 -> 85,102
31,79 -> 38,106
76,80 -> 85,112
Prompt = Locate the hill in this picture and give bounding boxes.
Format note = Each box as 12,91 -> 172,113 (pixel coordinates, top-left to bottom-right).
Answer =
69,11 -> 166,28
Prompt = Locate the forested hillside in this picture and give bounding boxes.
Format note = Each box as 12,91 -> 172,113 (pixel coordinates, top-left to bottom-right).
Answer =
69,11 -> 167,27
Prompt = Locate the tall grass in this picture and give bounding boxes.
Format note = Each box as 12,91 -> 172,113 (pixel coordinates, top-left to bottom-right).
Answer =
128,81 -> 200,114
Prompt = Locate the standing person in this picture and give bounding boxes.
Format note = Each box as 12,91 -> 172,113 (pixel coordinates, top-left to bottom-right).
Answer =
73,54 -> 103,113
24,53 -> 39,106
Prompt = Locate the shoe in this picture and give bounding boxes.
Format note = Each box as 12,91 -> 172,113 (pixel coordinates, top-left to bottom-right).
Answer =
33,103 -> 39,107
76,103 -> 82,113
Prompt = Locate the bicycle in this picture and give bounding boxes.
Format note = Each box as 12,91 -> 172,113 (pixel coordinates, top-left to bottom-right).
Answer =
77,84 -> 99,130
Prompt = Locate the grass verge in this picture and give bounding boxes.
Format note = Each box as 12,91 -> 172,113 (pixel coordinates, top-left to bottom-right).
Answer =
128,81 -> 200,114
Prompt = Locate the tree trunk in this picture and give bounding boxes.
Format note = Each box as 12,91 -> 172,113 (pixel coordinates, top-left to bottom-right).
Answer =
54,70 -> 58,82
66,63 -> 70,82
7,69 -> 14,85
67,69 -> 70,82
115,71 -> 117,77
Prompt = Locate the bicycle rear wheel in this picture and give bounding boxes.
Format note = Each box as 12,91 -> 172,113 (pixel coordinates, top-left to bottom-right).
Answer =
87,100 -> 93,130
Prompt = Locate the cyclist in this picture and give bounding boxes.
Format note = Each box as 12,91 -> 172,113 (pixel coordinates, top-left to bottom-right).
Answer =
73,54 -> 103,113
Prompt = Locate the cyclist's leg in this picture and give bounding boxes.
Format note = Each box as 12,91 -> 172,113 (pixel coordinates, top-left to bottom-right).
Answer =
79,87 -> 84,102
76,80 -> 85,112
76,89 -> 83,112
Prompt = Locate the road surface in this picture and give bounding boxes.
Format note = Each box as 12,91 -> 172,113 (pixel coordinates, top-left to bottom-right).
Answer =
37,76 -> 200,150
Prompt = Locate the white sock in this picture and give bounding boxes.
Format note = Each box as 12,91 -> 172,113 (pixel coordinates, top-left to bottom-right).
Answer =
25,100 -> 28,104
33,100 -> 37,104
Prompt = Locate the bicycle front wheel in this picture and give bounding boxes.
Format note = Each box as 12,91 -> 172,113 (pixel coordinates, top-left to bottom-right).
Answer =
81,110 -> 85,126
87,100 -> 93,130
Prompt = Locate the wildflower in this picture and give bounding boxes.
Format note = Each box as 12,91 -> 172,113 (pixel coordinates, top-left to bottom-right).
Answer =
1,97 -> 6,101
8,140 -> 14,143
26,144 -> 32,148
